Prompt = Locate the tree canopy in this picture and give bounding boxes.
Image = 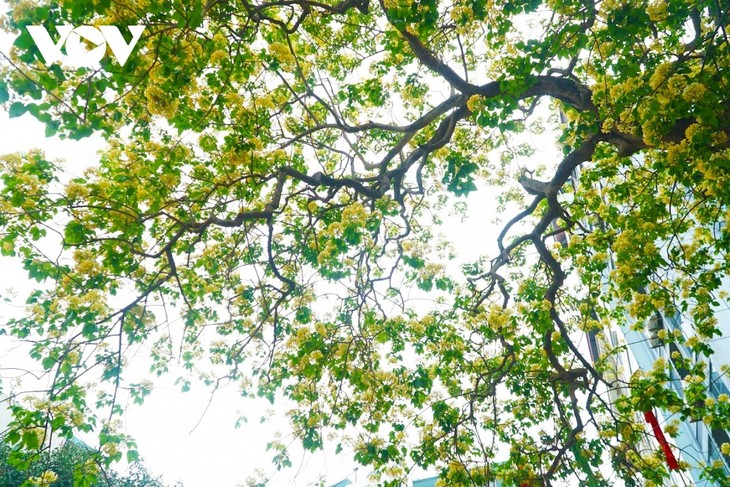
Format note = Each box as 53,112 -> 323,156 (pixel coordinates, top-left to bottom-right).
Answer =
0,0 -> 729,485
0,439 -> 177,487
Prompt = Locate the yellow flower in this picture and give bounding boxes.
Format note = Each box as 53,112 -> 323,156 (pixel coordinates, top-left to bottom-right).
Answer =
210,49 -> 227,65
28,470 -> 58,487
682,82 -> 707,103
664,422 -> 679,437
269,42 -> 295,65
66,182 -> 89,200
102,442 -> 119,456
467,95 -> 482,112
646,0 -> 668,22
649,63 -> 672,89
257,96 -> 276,109
144,84 -> 180,118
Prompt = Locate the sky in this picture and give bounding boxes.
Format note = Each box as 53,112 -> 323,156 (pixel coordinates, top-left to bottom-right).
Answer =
0,4 -> 569,487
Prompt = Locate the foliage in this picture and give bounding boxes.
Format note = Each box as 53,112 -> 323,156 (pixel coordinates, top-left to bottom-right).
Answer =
0,439 -> 176,487
0,0 -> 729,485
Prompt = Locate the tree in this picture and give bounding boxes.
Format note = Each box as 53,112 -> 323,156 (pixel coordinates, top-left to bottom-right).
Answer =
0,0 -> 729,485
0,439 -> 177,487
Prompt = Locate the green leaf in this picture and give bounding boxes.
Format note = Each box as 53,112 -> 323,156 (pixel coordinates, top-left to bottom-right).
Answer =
0,82 -> 9,103
126,449 -> 139,463
21,430 -> 40,449
44,121 -> 59,138
13,32 -> 34,50
8,102 -> 26,118
63,220 -> 87,245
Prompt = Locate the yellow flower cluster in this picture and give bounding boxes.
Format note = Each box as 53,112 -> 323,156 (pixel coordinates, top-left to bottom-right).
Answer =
646,0 -> 668,22
144,84 -> 180,119
66,181 -> 89,200
269,42 -> 295,65
485,304 -> 511,330
664,420 -> 679,437
210,49 -> 227,65
649,62 -> 673,90
74,249 -> 100,276
102,441 -> 120,457
341,201 -> 368,224
257,95 -> 276,109
685,335 -> 700,349
27,471 -> 58,487
682,82 -> 708,103
467,95 -> 482,112
611,230 -> 635,255
67,289 -> 108,315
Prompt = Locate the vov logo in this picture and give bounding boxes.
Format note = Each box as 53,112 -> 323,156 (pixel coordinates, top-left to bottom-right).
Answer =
27,25 -> 146,68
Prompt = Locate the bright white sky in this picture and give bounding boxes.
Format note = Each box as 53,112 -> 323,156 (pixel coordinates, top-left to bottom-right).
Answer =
0,5 -> 569,487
